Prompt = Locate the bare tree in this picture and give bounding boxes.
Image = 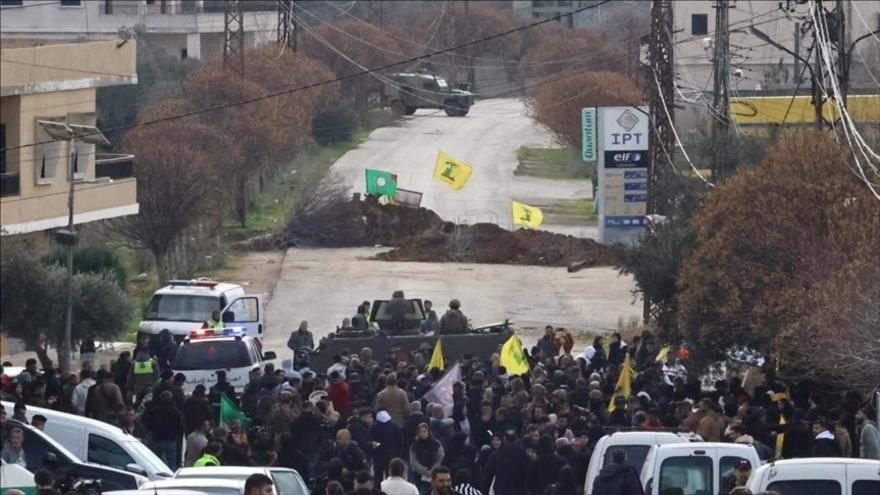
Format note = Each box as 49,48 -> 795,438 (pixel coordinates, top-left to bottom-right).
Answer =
114,120 -> 231,283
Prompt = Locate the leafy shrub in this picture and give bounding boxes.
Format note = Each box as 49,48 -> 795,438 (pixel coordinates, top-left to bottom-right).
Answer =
312,106 -> 357,145
44,246 -> 128,288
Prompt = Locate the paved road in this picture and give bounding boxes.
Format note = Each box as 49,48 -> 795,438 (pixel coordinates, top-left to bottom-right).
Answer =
330,98 -> 597,238
262,248 -> 641,352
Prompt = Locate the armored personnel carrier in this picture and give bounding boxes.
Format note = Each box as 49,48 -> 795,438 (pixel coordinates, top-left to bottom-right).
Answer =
310,298 -> 511,371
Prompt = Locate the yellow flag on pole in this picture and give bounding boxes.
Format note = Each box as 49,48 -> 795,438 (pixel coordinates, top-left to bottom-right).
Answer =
433,150 -> 473,190
427,338 -> 445,371
608,354 -> 633,412
655,345 -> 670,362
499,333 -> 530,376
511,200 -> 544,229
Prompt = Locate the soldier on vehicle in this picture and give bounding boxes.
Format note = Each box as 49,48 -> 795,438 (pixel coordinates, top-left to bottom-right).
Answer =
287,321 -> 315,360
386,290 -> 414,335
439,299 -> 469,335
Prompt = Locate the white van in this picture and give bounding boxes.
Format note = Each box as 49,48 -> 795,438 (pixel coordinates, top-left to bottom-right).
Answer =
138,279 -> 263,341
175,466 -> 309,495
584,431 -> 691,494
746,458 -> 880,495
640,442 -> 760,495
1,401 -> 173,480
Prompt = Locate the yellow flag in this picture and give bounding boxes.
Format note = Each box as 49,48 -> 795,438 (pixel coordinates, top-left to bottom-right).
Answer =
499,334 -> 530,376
433,150 -> 473,190
608,354 -> 633,412
655,345 -> 670,362
511,200 -> 544,229
427,338 -> 445,371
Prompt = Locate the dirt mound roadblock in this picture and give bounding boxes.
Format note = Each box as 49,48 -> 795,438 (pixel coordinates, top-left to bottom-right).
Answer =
244,196 -> 615,268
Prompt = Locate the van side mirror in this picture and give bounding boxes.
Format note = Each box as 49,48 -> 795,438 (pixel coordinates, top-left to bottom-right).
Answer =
44,452 -> 60,467
263,351 -> 277,361
222,311 -> 235,323
125,463 -> 147,476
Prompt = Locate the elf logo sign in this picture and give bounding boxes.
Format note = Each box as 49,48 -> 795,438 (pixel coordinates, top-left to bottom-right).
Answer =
604,108 -> 648,151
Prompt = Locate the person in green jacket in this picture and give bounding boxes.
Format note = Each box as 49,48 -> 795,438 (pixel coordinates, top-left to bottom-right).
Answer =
193,441 -> 223,467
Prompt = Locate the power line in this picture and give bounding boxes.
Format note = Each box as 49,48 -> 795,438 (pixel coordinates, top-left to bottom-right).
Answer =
1,0 -> 612,153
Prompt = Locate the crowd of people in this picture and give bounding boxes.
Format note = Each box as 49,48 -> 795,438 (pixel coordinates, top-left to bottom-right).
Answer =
1,324 -> 879,495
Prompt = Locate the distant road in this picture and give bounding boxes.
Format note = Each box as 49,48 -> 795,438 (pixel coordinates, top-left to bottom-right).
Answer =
328,98 -> 597,238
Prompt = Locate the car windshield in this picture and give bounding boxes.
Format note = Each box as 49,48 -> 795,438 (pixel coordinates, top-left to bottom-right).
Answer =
173,340 -> 251,370
145,294 -> 220,322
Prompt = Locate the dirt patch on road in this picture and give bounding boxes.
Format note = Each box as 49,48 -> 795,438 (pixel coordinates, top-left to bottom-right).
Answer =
243,196 -> 615,268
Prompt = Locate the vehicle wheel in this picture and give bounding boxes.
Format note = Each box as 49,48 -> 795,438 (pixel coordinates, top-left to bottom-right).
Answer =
444,101 -> 464,117
404,106 -> 417,115
390,100 -> 406,116
459,108 -> 470,116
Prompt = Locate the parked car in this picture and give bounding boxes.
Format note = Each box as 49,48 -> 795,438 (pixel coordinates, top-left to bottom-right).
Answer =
137,478 -> 245,495
746,458 -> 880,495
2,401 -> 172,480
172,329 -> 276,394
1,419 -> 146,491
174,466 -> 308,495
640,442 -> 760,495
1,459 -> 37,495
584,431 -> 692,495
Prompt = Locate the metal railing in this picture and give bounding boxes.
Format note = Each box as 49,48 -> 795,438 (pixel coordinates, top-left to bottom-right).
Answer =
94,153 -> 134,180
0,172 -> 20,197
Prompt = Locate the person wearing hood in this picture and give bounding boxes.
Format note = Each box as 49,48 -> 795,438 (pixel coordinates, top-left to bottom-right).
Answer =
810,419 -> 840,457
590,449 -> 643,495
482,431 -> 530,495
410,423 -> 444,494
372,410 -> 403,478
143,390 -> 185,470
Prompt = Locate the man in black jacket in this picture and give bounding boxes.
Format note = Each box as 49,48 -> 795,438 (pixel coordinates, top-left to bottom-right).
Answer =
482,431 -> 530,495
143,391 -> 185,470
591,450 -> 644,495
811,420 -> 841,457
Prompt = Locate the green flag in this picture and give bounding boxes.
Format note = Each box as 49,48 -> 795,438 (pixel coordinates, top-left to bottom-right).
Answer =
219,393 -> 249,429
365,169 -> 398,196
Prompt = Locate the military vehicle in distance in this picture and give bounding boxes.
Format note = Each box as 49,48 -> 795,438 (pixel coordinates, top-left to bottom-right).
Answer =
310,298 -> 511,371
384,72 -> 474,117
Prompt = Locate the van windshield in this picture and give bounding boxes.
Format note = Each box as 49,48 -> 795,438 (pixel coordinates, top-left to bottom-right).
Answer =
145,294 -> 221,322
603,445 -> 651,473
173,340 -> 251,370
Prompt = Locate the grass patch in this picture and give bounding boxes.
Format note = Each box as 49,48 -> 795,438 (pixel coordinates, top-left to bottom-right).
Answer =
536,198 -> 598,223
515,146 -> 592,180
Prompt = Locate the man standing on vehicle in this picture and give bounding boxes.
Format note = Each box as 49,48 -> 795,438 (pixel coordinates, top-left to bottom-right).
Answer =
386,290 -> 412,335
439,300 -> 469,335
287,321 -> 315,363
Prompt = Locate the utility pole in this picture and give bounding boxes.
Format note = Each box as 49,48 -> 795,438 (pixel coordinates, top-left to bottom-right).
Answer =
277,0 -> 296,52
644,0 -> 674,323
711,0 -> 731,180
224,0 -> 245,75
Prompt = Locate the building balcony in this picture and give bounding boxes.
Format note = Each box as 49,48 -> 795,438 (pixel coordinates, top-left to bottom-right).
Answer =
0,172 -> 20,198
95,153 -> 134,180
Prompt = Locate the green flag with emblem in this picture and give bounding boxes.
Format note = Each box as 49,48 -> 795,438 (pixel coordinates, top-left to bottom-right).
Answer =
219,393 -> 249,429
365,169 -> 398,196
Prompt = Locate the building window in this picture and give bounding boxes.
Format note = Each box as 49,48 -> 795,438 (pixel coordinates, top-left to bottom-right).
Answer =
34,119 -> 64,184
692,14 -> 708,35
0,0 -> 25,6
60,0 -> 82,6
181,48 -> 188,59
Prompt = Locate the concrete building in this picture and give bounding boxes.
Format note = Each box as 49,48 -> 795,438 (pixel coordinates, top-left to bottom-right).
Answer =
512,0 -> 644,29
0,0 -> 276,61
673,1 -> 880,125
1,39 -> 139,243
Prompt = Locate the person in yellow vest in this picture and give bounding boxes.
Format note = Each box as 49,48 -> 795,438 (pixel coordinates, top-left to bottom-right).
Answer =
127,351 -> 159,407
203,310 -> 223,329
193,441 -> 223,467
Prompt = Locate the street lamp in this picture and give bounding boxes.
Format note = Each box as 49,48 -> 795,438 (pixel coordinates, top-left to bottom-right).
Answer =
36,120 -> 109,371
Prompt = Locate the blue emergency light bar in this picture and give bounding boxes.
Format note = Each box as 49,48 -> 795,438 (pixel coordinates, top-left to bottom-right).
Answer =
188,327 -> 245,339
